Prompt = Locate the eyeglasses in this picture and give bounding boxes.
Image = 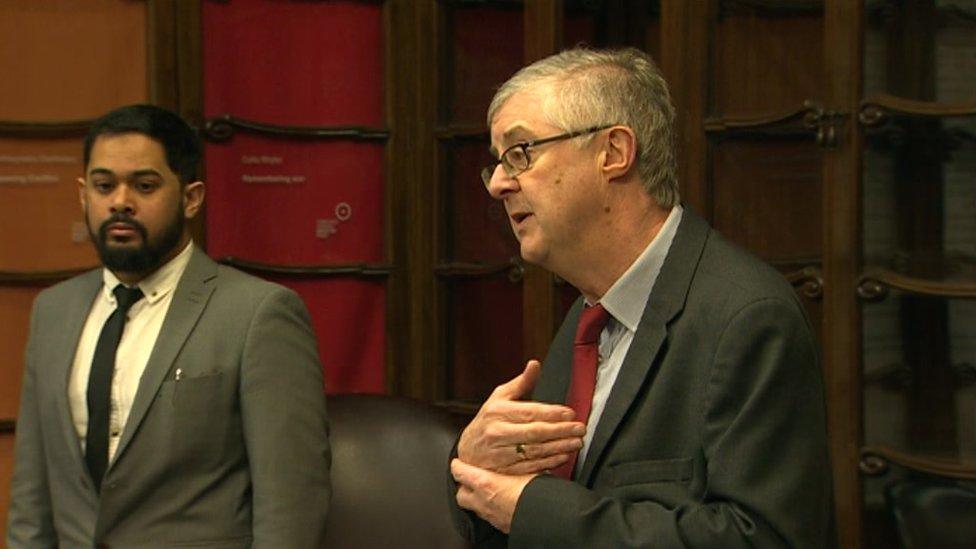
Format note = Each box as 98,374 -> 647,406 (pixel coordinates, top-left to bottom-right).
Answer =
480,124 -> 615,188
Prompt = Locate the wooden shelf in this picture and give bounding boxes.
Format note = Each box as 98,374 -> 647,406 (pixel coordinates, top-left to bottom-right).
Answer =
219,257 -> 392,278
858,255 -> 976,300
433,258 -> 523,282
860,93 -> 976,126
203,114 -> 389,142
860,444 -> 976,480
0,119 -> 91,137
0,267 -> 97,285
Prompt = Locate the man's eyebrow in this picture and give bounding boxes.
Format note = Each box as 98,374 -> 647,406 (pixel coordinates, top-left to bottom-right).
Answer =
87,167 -> 164,179
130,168 -> 164,179
489,124 -> 534,158
502,125 -> 532,142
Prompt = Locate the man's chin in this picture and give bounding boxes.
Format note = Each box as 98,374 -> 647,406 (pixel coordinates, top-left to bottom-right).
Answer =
518,240 -> 549,267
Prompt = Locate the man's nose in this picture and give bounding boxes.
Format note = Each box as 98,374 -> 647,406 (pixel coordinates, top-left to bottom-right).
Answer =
109,185 -> 135,214
486,165 -> 519,199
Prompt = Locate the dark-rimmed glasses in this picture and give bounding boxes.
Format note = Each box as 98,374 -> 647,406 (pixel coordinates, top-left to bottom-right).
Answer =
480,124 -> 614,188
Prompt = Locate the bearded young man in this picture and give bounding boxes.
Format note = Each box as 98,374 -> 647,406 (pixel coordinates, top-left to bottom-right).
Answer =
449,48 -> 835,548
7,105 -> 331,548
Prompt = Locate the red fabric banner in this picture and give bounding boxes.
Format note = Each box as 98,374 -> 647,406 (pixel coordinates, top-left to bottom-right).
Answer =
202,0 -> 387,393
202,0 -> 383,126
266,277 -> 386,395
204,137 -> 384,265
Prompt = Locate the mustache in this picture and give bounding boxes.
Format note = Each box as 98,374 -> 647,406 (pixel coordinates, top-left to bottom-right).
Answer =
98,213 -> 148,241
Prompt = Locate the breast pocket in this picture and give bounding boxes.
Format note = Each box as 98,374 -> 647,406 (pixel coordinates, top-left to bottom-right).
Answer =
606,457 -> 695,507
171,372 -> 233,462
609,457 -> 694,486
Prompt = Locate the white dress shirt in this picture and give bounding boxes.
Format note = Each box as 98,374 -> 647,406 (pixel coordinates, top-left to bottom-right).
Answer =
576,205 -> 683,470
68,242 -> 193,462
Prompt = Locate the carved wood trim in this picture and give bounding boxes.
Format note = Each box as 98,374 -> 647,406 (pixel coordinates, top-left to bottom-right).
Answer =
860,445 -> 976,480
705,101 -> 846,146
858,268 -> 976,300
705,103 -> 821,133
218,257 -> 392,278
203,114 -> 390,142
0,120 -> 91,137
433,258 -> 524,283
719,0 -> 823,18
0,267 -> 97,284
785,266 -> 824,300
860,93 -> 976,126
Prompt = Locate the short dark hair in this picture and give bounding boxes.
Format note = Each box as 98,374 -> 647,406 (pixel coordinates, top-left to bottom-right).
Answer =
83,104 -> 201,185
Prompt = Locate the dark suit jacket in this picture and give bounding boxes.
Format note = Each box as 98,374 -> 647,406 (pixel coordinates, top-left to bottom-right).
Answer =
453,208 -> 834,548
7,247 -> 331,548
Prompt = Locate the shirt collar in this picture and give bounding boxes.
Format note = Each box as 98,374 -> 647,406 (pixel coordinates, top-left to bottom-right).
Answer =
101,241 -> 195,306
597,205 -> 683,333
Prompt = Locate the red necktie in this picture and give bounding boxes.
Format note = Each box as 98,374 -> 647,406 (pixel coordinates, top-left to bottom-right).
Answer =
552,303 -> 610,479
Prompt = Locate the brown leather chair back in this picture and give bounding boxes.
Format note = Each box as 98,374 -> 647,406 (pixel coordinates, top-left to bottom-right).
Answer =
323,394 -> 471,548
885,479 -> 976,549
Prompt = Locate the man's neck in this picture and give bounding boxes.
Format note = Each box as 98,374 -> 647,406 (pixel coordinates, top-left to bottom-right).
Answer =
568,201 -> 671,303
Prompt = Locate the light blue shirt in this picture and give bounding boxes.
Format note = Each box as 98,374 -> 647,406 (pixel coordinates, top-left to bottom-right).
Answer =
576,205 -> 683,472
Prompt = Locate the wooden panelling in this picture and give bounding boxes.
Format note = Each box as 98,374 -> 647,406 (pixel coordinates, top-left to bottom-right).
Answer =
0,0 -> 147,120
713,7 -> 824,117
448,277 -> 523,402
711,139 -> 823,261
443,2 -> 524,126
444,140 -> 518,264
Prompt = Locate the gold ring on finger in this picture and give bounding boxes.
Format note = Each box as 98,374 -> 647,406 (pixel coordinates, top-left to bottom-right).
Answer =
515,442 -> 526,457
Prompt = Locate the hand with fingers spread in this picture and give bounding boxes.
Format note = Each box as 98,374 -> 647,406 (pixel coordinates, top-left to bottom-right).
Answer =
457,360 -> 586,475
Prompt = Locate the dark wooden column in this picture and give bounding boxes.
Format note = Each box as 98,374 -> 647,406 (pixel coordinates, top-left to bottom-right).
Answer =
521,1 -> 564,362
659,0 -> 710,216
823,1 -> 864,546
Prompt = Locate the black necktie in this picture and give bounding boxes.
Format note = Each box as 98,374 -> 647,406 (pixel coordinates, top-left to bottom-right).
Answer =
86,284 -> 143,492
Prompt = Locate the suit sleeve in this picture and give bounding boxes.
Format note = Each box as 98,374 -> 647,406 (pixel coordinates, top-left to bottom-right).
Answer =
507,297 -> 832,548
6,299 -> 58,548
239,287 -> 331,548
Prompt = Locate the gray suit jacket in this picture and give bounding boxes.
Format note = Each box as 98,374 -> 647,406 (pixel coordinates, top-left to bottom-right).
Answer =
453,208 -> 834,548
7,247 -> 331,548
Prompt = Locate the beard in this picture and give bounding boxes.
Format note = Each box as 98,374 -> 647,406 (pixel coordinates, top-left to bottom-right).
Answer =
87,203 -> 185,276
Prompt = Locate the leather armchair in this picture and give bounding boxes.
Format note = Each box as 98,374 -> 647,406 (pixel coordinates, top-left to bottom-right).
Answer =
885,479 -> 976,549
323,394 -> 471,548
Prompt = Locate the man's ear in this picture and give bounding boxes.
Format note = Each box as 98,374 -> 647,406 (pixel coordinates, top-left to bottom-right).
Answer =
183,181 -> 205,219
77,177 -> 87,209
601,126 -> 637,182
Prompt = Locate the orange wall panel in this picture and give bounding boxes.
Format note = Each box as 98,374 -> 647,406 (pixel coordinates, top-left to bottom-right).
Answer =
0,0 -> 147,120
0,137 -> 97,271
0,285 -> 43,420
0,433 -> 13,544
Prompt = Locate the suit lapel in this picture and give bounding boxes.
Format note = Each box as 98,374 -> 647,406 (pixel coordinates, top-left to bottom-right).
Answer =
55,271 -> 103,472
577,208 -> 711,485
110,248 -> 217,465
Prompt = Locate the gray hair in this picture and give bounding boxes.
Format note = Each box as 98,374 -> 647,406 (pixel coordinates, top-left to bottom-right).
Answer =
487,47 -> 679,207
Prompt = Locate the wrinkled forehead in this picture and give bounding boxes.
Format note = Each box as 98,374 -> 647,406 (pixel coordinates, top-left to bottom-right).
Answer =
488,87 -> 557,149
